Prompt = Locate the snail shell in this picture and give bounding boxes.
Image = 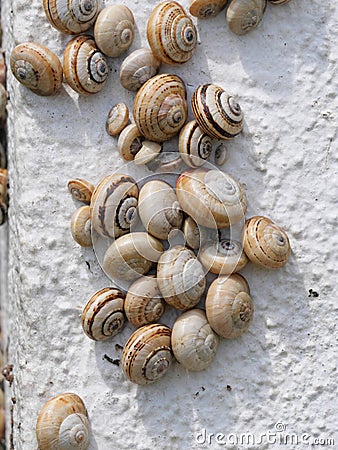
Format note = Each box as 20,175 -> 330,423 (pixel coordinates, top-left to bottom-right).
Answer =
70,205 -> 92,247
176,168 -> 247,228
189,0 -> 228,18
0,50 -> 6,86
146,151 -> 183,173
268,0 -> 291,4
182,216 -> 200,250
122,323 -> 172,385
171,309 -> 219,371
199,239 -> 248,274
134,141 -> 162,166
94,5 -> 135,58
226,0 -> 267,36
125,276 -> 165,327
42,0 -> 102,34
138,180 -> 183,240
191,84 -> 244,139
206,273 -> 254,339
147,1 -> 198,65
120,48 -> 161,91
106,103 -> 129,137
90,173 -> 138,239
0,202 -> 7,226
68,178 -> 94,204
133,73 -> 188,142
36,393 -> 90,450
63,35 -> 108,95
157,245 -> 206,310
0,168 -> 8,203
82,287 -> 125,341
10,42 -> 63,96
117,124 -> 144,161
178,120 -> 213,168
0,84 -> 7,121
242,215 -> 291,268
103,232 -> 164,281
214,143 -> 227,166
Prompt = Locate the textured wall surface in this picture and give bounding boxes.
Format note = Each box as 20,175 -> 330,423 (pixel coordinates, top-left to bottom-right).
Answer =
2,0 -> 338,448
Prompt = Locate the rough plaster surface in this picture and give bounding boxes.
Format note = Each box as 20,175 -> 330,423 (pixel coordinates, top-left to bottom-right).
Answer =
1,0 -> 338,448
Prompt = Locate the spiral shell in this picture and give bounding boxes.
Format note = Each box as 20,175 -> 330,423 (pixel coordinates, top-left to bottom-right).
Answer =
63,35 -> 108,95
189,0 -> 228,18
182,216 -> 200,250
179,120 -> 213,168
122,323 -> 172,385
214,143 -> 227,166
82,287 -> 125,341
36,393 -> 90,450
10,42 -> 63,96
226,0 -> 267,36
106,103 -> 129,136
94,5 -> 135,58
117,124 -> 145,161
68,178 -> 94,204
206,273 -> 254,339
125,276 -> 165,327
70,205 -> 92,247
157,245 -> 206,310
242,216 -> 291,268
90,173 -> 138,239
199,239 -> 248,274
133,73 -> 188,142
120,48 -> 161,91
172,309 -> 219,371
147,1 -> 197,65
176,168 -> 247,228
191,84 -> 244,139
134,141 -> 162,166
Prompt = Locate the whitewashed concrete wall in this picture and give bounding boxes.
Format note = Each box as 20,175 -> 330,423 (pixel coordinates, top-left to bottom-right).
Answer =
2,0 -> 338,448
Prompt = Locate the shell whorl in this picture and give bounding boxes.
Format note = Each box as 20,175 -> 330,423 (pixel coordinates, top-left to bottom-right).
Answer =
189,0 -> 228,18
199,239 -> 248,274
68,178 -> 94,204
106,103 -> 129,136
226,0 -> 267,36
178,120 -> 213,168
117,124 -> 145,161
120,48 -> 161,91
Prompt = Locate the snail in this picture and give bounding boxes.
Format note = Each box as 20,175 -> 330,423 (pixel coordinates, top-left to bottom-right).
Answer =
121,323 -> 173,385
226,0 -> 267,36
189,0 -> 228,18
268,0 -> 291,4
206,273 -> 254,339
94,5 -> 135,58
0,168 -> 7,203
214,143 -> 227,166
124,276 -> 165,327
171,309 -> 219,371
67,178 -> 94,204
138,180 -> 183,240
157,245 -> 206,310
120,48 -> 161,91
90,173 -> 138,239
147,1 -> 197,65
70,205 -> 92,247
133,73 -> 188,142
242,215 -> 291,268
134,141 -> 162,166
182,216 -> 201,250
103,232 -> 164,281
178,120 -> 213,168
82,287 -> 125,340
191,84 -> 244,139
63,35 -> 109,95
176,168 -> 247,228
42,0 -> 102,34
10,42 -> 63,96
36,393 -> 90,450
106,103 -> 129,136
117,124 -> 144,161
199,239 -> 248,274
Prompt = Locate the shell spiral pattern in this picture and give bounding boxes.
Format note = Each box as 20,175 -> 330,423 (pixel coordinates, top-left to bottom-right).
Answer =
179,120 -> 213,168
189,0 -> 228,18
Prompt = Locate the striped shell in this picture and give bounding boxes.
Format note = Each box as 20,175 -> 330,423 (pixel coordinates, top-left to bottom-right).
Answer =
242,216 -> 291,268
106,103 -> 129,136
176,168 -> 247,228
122,323 -> 172,385
117,124 -> 144,161
147,1 -> 197,65
81,287 -> 125,341
133,74 -> 188,142
189,0 -> 228,18
68,178 -> 94,204
178,120 -> 213,168
206,273 -> 254,339
199,239 -> 248,274
120,48 -> 161,91
70,205 -> 92,247
63,35 -> 108,95
226,0 -> 267,36
42,0 -> 101,34
191,84 -> 244,139
171,309 -> 219,371
10,42 -> 63,96
268,0 -> 291,4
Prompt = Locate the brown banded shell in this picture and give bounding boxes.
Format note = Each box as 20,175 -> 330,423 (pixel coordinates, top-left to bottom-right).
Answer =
125,276 -> 165,327
176,168 -> 247,228
178,120 -> 213,168
120,48 -> 161,91
10,42 -> 63,96
82,287 -> 125,340
94,5 -> 135,58
68,178 -> 94,204
70,205 -> 92,247
121,323 -> 172,385
63,35 -> 108,95
117,124 -> 144,161
171,309 -> 219,371
206,273 -> 254,339
133,73 -> 188,142
242,216 -> 291,268
199,239 -> 248,274
191,84 -> 244,139
106,103 -> 129,136
268,0 -> 291,4
189,0 -> 228,18
147,1 -> 197,65
226,0 -> 267,36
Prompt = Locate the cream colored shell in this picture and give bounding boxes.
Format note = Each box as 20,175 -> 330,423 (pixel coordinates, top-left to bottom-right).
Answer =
0,168 -> 7,203
106,103 -> 129,136
10,42 -> 63,96
199,239 -> 248,274
117,124 -> 144,161
70,205 -> 92,247
226,0 -> 267,36
146,151 -> 183,173
189,0 -> 228,18
182,216 -> 200,250
120,48 -> 161,91
67,178 -> 94,204
134,141 -> 162,166
178,120 -> 213,168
